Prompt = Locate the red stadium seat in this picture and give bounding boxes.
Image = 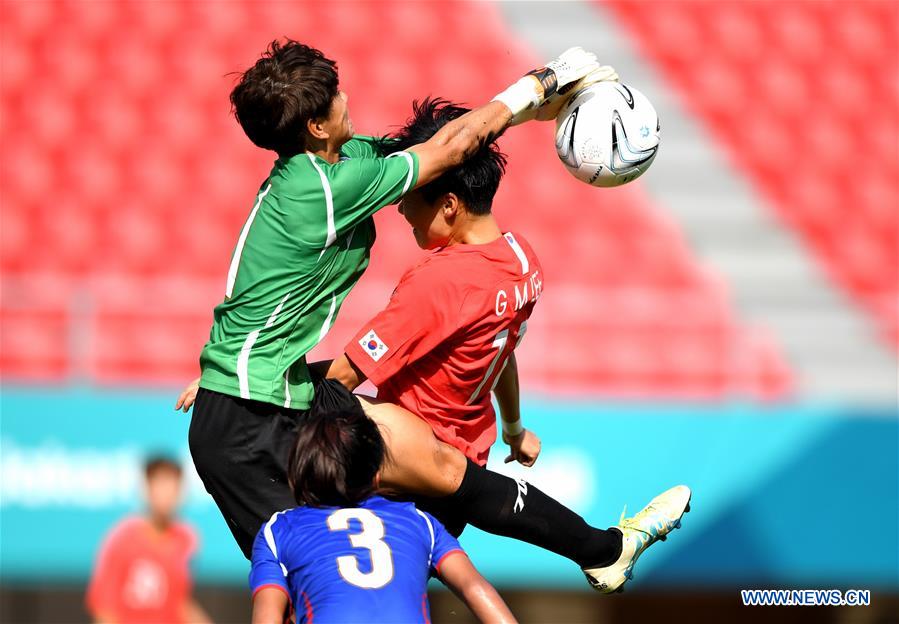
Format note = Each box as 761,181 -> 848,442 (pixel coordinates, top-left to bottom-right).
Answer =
0,309 -> 70,381
607,0 -> 899,350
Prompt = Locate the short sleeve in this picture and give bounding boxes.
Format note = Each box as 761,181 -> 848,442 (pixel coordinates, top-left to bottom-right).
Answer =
326,149 -> 418,233
344,265 -> 462,386
248,519 -> 291,604
425,513 -> 465,576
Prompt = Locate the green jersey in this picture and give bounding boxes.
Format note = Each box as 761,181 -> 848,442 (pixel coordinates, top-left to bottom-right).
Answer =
199,136 -> 419,409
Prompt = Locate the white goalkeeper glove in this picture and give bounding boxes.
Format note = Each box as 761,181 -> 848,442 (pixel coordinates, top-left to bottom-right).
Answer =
492,47 -> 599,121
509,64 -> 620,126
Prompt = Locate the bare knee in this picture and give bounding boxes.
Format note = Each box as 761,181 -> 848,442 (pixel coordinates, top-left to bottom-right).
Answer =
359,396 -> 467,496
433,440 -> 468,495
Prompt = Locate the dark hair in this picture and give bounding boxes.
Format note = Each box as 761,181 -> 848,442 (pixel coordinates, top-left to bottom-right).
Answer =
144,455 -> 182,480
287,404 -> 385,507
230,39 -> 339,158
381,97 -> 507,215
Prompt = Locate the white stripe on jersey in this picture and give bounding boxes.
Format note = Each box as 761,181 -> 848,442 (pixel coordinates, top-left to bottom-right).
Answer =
283,369 -> 292,408
307,153 -> 337,260
266,292 -> 291,329
226,184 -> 271,298
237,292 -> 291,400
318,294 -> 337,341
503,232 -> 529,275
387,151 -> 416,195
237,329 -> 261,400
467,329 -> 509,405
415,509 -> 436,569
263,511 -> 288,577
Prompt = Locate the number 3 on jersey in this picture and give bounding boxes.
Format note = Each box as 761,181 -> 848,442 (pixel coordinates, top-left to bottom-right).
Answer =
327,508 -> 394,589
467,320 -> 527,405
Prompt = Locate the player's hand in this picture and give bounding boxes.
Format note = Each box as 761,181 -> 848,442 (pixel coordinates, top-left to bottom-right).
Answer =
175,377 -> 200,412
545,46 -> 600,90
534,64 -> 619,121
578,64 -> 620,85
496,47 -> 599,123
510,63 -> 619,126
504,428 -> 541,467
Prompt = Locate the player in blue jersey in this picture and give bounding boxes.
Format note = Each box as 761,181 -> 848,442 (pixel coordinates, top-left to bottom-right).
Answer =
248,381 -> 516,624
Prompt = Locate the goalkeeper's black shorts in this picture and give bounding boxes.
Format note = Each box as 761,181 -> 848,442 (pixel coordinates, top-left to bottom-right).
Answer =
188,375 -> 363,560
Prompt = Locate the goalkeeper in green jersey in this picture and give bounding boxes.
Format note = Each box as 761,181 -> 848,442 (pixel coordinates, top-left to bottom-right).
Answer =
186,39 -> 602,558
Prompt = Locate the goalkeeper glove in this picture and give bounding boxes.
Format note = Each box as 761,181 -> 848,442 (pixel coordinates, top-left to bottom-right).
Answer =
492,47 -> 599,120
509,64 -> 620,126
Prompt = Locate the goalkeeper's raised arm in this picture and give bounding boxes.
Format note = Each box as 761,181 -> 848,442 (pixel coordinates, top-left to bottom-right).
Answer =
408,47 -> 601,187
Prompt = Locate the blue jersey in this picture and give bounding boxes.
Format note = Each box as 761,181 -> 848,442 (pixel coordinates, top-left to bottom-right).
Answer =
249,495 -> 464,623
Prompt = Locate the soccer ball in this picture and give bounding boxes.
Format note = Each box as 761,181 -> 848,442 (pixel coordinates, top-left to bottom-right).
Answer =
554,82 -> 660,187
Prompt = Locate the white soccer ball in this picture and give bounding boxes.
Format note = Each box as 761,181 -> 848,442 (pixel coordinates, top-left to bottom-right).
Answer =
554,82 -> 660,187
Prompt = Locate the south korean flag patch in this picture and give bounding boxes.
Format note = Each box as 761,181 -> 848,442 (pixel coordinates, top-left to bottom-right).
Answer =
360,329 -> 389,362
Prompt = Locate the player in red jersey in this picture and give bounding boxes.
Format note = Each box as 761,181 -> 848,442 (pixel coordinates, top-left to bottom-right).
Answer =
341,202 -> 541,469
86,456 -> 211,624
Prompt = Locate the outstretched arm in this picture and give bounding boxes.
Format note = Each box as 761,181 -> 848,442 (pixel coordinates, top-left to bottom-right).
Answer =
409,101 -> 511,187
410,47 -> 599,188
438,553 -> 517,624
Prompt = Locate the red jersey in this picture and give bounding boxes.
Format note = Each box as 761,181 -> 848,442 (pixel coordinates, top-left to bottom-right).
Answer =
86,516 -> 197,624
346,232 -> 543,465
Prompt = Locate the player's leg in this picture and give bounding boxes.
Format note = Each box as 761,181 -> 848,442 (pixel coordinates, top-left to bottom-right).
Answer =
357,396 -> 467,497
188,388 -> 300,559
357,397 -> 623,570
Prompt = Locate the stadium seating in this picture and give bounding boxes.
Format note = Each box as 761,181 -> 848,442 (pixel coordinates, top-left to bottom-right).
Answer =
2,0 -> 793,398
605,0 -> 899,348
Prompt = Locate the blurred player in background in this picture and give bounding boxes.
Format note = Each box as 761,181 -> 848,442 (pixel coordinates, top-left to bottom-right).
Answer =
183,38 -> 600,559
86,456 -> 211,624
250,396 -> 515,624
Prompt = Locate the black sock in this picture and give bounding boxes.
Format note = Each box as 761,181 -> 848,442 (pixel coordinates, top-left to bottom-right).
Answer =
448,459 -> 622,568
